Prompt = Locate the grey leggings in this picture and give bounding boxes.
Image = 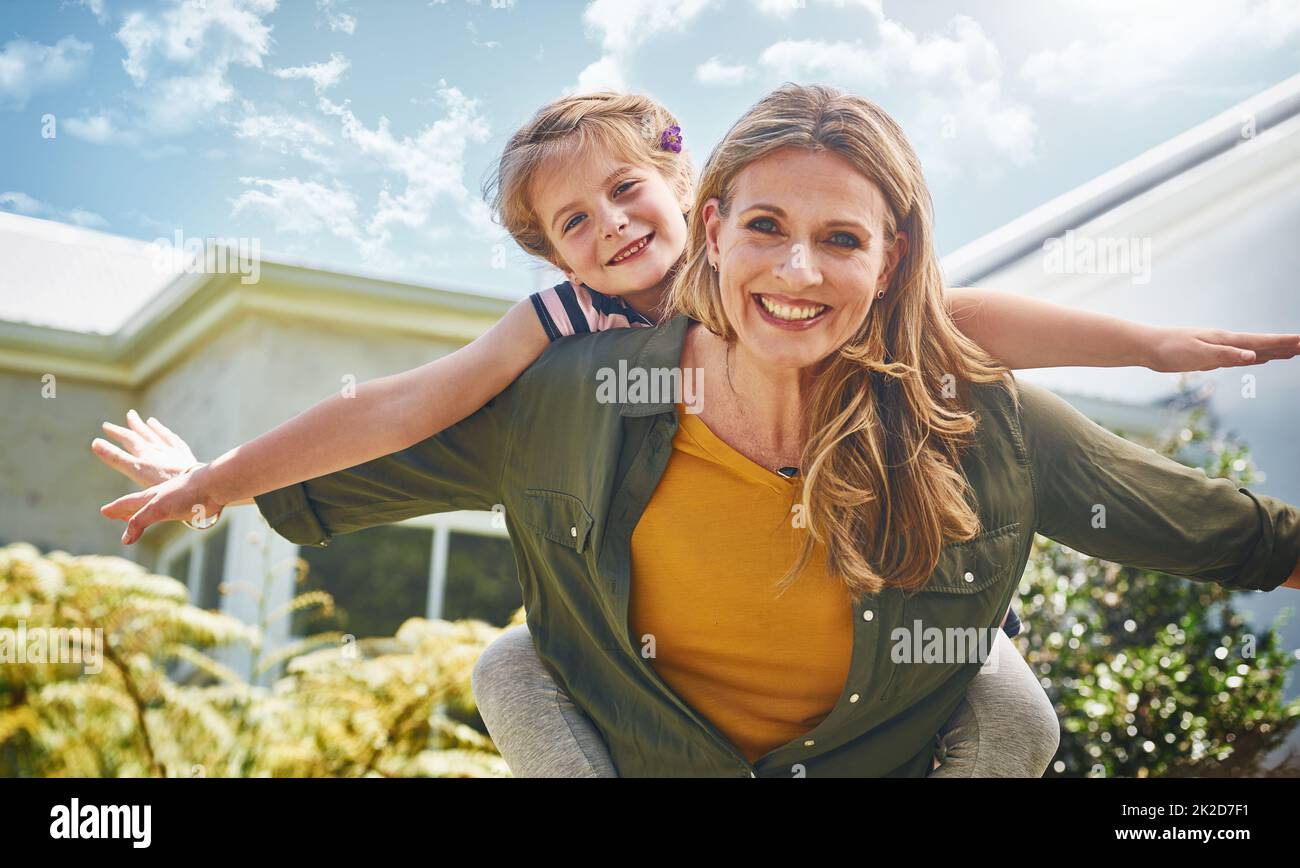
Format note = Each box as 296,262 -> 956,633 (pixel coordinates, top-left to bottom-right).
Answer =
471,623 -> 1061,777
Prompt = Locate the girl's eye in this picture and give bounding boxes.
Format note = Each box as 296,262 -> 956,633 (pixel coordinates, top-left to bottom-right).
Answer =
747,217 -> 778,233
613,179 -> 637,196
563,214 -> 585,234
829,231 -> 861,249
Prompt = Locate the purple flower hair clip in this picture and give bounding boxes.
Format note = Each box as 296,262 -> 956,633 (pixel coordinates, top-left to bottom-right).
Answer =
659,124 -> 683,153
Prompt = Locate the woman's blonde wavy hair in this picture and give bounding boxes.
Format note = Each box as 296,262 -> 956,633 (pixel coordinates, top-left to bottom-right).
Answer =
668,82 -> 1019,600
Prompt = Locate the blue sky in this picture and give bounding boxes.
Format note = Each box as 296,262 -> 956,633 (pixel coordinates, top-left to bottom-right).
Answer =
2,0 -> 1298,299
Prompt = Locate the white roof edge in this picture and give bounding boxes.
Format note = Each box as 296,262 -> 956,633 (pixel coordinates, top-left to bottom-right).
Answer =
941,72 -> 1300,285
0,210 -> 163,255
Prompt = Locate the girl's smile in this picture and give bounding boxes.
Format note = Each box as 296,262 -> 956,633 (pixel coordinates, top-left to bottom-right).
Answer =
607,232 -> 655,265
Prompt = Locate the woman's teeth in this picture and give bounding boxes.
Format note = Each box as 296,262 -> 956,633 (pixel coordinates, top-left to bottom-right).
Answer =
610,235 -> 650,263
757,294 -> 828,321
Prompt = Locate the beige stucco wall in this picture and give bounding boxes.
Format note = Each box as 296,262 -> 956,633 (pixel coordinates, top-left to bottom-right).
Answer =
2,307 -> 468,570
0,370 -> 137,557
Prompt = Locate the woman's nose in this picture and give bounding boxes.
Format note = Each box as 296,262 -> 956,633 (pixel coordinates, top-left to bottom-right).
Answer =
773,241 -> 822,288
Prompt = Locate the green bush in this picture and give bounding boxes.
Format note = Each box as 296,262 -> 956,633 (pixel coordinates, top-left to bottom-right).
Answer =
0,540 -> 511,777
1014,378 -> 1300,777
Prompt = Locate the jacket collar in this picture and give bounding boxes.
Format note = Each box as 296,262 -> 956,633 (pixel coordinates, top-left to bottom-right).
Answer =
619,314 -> 693,417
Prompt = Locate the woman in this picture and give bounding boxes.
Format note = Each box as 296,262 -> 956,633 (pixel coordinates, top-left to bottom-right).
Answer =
97,84 -> 1300,777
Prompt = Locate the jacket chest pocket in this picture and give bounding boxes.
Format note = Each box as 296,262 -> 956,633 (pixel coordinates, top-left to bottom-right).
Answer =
516,488 -> 595,554
880,522 -> 1024,700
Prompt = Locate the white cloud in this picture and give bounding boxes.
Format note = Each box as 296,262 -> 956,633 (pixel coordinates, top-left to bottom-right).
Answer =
0,36 -> 93,110
757,12 -> 1038,171
1021,0 -> 1300,103
232,106 -> 336,169
104,0 -> 277,140
318,83 -> 497,247
65,113 -> 122,143
316,0 -> 357,35
232,177 -> 360,240
75,0 -> 109,24
0,191 -> 108,228
752,0 -> 881,18
232,83 -> 497,266
571,0 -> 718,93
574,54 -> 626,92
695,56 -> 752,86
271,52 -> 350,93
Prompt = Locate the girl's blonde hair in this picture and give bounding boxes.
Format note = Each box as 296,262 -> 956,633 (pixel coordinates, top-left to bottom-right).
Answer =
483,91 -> 695,272
669,82 -> 1018,599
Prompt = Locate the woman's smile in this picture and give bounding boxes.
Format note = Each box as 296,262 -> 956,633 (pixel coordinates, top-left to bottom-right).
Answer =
751,291 -> 833,329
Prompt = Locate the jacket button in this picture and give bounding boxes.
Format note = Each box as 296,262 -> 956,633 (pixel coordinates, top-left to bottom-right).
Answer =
963,571 -> 975,583
570,526 -> 578,537
862,609 -> 874,621
849,693 -> 860,703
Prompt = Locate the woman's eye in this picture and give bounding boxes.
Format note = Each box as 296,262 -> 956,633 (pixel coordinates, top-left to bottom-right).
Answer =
747,217 -> 778,234
563,214 -> 585,233
828,231 -> 861,249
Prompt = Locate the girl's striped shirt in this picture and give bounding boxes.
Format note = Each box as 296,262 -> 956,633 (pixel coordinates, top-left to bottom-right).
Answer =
530,281 -> 654,342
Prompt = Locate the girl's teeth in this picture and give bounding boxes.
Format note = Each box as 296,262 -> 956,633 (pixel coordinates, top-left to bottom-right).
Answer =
613,237 -> 648,262
758,295 -> 827,321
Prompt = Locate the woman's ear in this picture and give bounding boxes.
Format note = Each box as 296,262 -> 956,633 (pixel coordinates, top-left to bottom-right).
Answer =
878,230 -> 909,290
702,197 -> 723,266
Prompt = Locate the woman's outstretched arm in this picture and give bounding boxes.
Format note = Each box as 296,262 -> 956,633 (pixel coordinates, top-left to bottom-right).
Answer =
1015,379 -> 1300,593
945,287 -> 1300,372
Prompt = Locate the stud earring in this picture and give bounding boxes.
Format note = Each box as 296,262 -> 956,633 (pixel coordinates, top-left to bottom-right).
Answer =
876,289 -> 885,299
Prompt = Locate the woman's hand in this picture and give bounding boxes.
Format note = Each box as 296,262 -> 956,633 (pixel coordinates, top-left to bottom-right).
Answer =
100,464 -> 225,545
91,410 -> 199,488
1146,327 -> 1300,373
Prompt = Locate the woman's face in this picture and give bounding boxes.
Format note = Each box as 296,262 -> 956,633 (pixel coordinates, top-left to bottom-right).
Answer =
703,146 -> 907,372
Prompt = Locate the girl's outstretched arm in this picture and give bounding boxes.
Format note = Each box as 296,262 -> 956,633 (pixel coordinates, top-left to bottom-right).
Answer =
102,298 -> 549,542
945,287 -> 1300,372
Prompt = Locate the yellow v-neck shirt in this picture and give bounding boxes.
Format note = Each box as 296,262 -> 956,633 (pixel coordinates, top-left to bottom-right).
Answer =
629,403 -> 856,764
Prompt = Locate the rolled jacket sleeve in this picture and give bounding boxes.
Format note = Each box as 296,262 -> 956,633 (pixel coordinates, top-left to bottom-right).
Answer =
1014,378 -> 1300,592
252,391 -> 513,547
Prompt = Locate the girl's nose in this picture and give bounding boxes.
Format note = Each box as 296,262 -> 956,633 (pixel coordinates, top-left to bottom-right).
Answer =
600,205 -> 629,238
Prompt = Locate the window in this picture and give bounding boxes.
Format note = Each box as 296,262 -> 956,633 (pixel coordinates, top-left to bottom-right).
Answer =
285,511 -> 522,643
158,522 -> 231,683
293,525 -> 434,639
442,532 -> 520,626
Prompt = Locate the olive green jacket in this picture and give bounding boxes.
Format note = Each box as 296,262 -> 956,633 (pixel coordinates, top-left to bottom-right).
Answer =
253,314 -> 1300,778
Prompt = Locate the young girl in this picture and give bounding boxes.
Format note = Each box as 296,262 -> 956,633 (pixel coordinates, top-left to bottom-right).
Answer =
97,92 -> 1299,777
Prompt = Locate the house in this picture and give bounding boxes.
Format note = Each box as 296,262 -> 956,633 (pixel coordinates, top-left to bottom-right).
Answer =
0,212 -> 525,683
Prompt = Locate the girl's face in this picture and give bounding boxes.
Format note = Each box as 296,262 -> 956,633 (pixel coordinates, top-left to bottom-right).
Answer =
532,145 -> 689,305
703,146 -> 907,374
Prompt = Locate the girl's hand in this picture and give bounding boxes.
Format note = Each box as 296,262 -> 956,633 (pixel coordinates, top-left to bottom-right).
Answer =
1147,328 -> 1300,373
91,410 -> 199,488
100,464 -> 224,545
